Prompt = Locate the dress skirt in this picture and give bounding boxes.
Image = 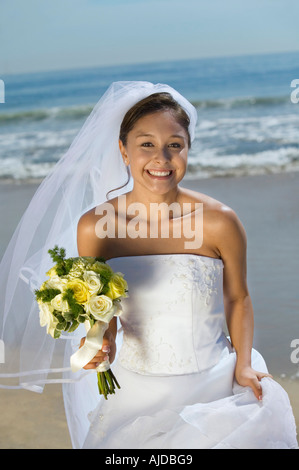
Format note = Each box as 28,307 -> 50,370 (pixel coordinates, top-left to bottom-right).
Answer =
63,343 -> 298,449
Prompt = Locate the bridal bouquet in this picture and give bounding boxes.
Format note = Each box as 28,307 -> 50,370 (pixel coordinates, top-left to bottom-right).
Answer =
35,246 -> 128,399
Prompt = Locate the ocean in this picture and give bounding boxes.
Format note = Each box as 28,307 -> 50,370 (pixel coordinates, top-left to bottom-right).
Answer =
1,53 -> 299,381
0,51 -> 299,181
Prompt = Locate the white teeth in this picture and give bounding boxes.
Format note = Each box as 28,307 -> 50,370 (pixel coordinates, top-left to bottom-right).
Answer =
148,170 -> 172,176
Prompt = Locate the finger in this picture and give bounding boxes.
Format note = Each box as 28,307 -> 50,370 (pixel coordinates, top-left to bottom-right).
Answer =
257,372 -> 273,380
251,377 -> 263,401
101,338 -> 111,353
90,350 -> 109,363
80,335 -> 112,369
83,363 -> 97,370
83,354 -> 110,369
80,337 -> 109,358
82,347 -> 109,368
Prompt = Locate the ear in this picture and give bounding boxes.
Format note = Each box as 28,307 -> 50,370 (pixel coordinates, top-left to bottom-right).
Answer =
119,140 -> 129,166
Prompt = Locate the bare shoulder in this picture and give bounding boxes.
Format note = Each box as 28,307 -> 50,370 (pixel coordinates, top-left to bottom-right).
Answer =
78,198 -> 117,226
179,185 -> 235,219
179,185 -> 222,207
179,186 -> 246,256
77,197 -> 119,257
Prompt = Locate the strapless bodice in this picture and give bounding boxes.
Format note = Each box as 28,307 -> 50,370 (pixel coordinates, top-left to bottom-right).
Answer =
107,254 -> 232,376
79,253 -> 298,450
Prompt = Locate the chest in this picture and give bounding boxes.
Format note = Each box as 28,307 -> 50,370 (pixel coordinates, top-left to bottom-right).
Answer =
100,208 -> 218,259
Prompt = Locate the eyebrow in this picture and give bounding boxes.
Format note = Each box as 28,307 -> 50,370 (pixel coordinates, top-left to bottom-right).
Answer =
135,133 -> 185,139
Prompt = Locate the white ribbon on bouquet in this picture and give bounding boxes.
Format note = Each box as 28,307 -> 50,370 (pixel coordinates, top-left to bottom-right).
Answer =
70,303 -> 122,373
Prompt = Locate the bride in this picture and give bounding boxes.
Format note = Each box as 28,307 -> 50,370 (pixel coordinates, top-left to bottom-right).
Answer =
0,82 -> 297,449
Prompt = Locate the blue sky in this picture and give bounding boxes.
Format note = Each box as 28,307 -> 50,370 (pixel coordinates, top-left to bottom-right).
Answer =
1,0 -> 299,74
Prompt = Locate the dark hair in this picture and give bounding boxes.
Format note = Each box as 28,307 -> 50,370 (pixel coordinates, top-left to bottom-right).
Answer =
106,92 -> 191,200
119,92 -> 191,148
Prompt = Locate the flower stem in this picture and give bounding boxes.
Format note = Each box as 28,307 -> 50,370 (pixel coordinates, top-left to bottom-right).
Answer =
97,369 -> 121,399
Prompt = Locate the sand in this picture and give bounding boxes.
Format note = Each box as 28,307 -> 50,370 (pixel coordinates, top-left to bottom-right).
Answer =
0,172 -> 298,449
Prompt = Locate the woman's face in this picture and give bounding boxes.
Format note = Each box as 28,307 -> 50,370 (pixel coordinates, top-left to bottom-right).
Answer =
119,110 -> 189,197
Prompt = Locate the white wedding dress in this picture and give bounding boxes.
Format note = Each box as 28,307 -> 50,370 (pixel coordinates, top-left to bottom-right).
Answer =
63,254 -> 298,449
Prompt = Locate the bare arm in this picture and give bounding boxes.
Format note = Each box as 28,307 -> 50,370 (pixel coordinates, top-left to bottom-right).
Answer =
216,206 -> 271,399
77,210 -> 117,369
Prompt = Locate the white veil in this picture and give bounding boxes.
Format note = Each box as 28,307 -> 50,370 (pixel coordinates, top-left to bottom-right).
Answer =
0,81 -> 198,394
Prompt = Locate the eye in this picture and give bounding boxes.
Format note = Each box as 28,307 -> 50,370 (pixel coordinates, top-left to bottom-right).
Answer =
141,142 -> 154,147
169,142 -> 182,148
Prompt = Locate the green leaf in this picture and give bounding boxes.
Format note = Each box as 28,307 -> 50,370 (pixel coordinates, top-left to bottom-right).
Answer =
35,288 -> 60,302
100,285 -> 109,295
53,329 -> 61,339
63,312 -> 76,321
47,246 -> 75,276
62,289 -> 84,318
55,314 -> 65,323
56,321 -> 66,331
67,321 -> 79,333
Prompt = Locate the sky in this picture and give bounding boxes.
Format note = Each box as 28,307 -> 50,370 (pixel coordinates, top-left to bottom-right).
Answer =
0,0 -> 299,74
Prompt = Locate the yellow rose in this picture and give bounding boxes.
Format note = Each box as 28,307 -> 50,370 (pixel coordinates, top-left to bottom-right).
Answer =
106,273 -> 128,300
67,279 -> 90,304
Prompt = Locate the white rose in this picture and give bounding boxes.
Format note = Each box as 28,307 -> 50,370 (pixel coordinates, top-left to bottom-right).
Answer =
51,294 -> 69,313
38,301 -> 58,338
46,275 -> 68,291
83,270 -> 103,295
84,294 -> 114,322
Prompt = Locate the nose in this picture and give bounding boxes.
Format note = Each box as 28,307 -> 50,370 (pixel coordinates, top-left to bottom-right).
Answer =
153,146 -> 172,164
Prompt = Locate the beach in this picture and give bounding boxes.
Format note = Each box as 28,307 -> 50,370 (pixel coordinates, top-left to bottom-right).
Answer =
0,171 -> 298,449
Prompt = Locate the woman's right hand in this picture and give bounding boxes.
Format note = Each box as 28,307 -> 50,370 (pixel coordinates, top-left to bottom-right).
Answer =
79,328 -> 117,370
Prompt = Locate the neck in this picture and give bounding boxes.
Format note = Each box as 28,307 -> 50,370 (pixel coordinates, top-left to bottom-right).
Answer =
126,184 -> 182,208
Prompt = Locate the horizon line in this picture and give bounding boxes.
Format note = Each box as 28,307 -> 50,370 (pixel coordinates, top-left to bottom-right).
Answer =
2,49 -> 299,78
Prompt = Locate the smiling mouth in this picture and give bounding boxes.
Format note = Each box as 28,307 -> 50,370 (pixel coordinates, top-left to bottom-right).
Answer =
146,169 -> 173,178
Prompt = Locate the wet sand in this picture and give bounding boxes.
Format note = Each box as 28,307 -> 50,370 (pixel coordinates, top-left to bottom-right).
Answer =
0,172 -> 298,448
